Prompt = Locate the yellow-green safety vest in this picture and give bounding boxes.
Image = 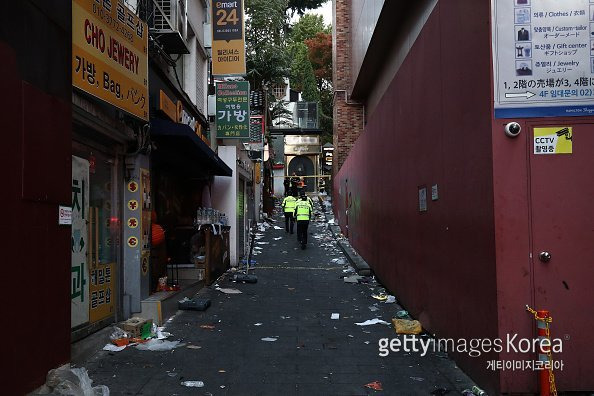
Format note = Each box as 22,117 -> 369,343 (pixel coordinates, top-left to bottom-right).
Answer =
295,200 -> 311,221
282,196 -> 297,213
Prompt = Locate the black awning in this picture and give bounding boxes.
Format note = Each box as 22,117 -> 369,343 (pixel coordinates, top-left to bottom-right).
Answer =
150,118 -> 232,177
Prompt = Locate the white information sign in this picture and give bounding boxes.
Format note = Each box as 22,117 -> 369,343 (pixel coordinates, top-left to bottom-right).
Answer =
58,205 -> 72,225
493,0 -> 594,118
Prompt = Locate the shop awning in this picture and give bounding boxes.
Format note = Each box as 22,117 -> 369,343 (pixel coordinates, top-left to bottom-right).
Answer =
150,118 -> 232,177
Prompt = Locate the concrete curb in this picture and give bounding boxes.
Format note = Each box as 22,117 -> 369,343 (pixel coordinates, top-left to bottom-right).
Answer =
322,206 -> 372,277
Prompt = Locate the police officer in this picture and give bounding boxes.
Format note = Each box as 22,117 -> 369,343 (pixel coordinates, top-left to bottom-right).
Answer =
294,193 -> 312,249
281,192 -> 297,234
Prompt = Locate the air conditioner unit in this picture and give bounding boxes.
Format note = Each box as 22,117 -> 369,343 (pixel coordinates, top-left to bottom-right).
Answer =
151,0 -> 189,54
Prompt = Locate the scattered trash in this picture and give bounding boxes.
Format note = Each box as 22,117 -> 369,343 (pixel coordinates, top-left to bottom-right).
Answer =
254,323 -> 263,326
103,343 -> 126,352
384,295 -> 396,304
122,317 -> 153,340
371,293 -> 388,301
216,287 -> 242,294
331,313 -> 340,320
470,386 -> 487,395
368,305 -> 380,312
231,273 -> 258,283
181,381 -> 204,388
364,381 -> 383,391
218,370 -> 226,373
43,365 -> 109,396
410,376 -> 425,382
273,226 -> 283,230
261,337 -> 278,342
274,237 -> 282,240
179,297 -> 211,311
344,275 -> 364,283
187,345 -> 202,349
200,324 -> 216,330
256,241 -> 269,245
135,339 -> 181,351
395,310 -> 409,318
392,319 -> 423,335
430,388 -> 451,396
355,318 -> 391,326
347,334 -> 354,338
364,341 -> 370,345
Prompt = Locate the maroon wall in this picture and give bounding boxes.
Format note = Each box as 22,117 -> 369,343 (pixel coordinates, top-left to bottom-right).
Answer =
333,1 -> 501,392
0,2 -> 72,393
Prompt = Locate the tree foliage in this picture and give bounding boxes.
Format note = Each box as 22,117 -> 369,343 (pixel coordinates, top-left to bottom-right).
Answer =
305,32 -> 332,89
245,0 -> 290,90
288,0 -> 327,16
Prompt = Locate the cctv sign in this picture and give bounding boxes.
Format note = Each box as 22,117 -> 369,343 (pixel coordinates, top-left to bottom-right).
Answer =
533,126 -> 573,154
492,0 -> 594,118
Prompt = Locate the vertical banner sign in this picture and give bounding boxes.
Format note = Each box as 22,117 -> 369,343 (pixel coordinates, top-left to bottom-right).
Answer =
216,81 -> 250,138
249,115 -> 265,150
72,0 -> 149,120
493,0 -> 594,118
211,0 -> 246,76
140,168 -> 151,273
89,262 -> 114,322
71,156 -> 90,328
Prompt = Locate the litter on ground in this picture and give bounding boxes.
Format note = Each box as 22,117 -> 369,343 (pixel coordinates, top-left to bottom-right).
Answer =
216,287 -> 242,294
392,319 -> 423,335
181,380 -> 204,387
355,318 -> 391,326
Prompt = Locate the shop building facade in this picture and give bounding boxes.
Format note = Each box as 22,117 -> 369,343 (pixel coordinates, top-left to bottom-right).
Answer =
333,0 -> 594,393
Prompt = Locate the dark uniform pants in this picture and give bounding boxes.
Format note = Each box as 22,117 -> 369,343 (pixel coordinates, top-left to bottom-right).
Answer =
297,220 -> 309,245
284,212 -> 295,233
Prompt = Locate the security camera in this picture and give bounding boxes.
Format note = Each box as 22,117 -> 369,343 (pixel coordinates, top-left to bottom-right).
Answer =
504,122 -> 521,137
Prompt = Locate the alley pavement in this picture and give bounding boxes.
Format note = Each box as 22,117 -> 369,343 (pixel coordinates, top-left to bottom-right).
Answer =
83,200 -> 477,395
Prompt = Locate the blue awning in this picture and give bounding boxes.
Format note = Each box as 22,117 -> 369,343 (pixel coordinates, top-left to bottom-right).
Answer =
150,118 -> 232,177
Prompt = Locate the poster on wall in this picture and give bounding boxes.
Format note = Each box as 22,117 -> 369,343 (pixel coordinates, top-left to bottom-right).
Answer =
71,156 -> 90,328
89,262 -> 114,322
492,0 -> 594,118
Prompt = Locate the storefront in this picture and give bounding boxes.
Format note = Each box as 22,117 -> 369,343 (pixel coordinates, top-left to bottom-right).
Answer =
71,97 -> 135,341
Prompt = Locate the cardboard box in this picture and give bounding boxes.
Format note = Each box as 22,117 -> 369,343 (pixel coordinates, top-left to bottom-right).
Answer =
122,317 -> 153,339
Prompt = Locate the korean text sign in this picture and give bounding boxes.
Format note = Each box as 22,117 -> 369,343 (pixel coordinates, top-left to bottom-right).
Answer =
73,0 -> 148,120
216,81 -> 250,138
211,0 -> 246,76
493,0 -> 594,118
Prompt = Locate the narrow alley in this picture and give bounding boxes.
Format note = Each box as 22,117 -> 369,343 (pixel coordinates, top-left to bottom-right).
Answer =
82,200 -> 476,395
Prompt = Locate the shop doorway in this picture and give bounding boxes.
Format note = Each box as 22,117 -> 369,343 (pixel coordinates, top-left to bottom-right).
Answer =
71,142 -> 120,337
529,122 -> 594,390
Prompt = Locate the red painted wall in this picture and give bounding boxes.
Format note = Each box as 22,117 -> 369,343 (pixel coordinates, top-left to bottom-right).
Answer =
0,3 -> 72,393
334,2 -> 501,392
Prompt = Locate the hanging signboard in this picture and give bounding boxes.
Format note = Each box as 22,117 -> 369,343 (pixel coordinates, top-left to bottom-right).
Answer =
248,115 -> 265,150
216,81 -> 250,138
72,0 -> 149,120
211,0 -> 246,76
71,156 -> 90,328
492,0 -> 594,118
